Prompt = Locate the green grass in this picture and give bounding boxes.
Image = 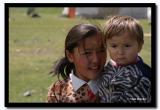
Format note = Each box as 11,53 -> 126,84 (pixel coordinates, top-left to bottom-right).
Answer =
9,8 -> 151,102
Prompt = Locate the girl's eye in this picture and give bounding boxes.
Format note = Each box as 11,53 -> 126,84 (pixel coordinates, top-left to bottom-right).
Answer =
99,48 -> 105,52
111,45 -> 117,48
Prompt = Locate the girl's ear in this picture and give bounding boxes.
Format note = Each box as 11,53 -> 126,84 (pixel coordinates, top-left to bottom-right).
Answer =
66,50 -> 74,63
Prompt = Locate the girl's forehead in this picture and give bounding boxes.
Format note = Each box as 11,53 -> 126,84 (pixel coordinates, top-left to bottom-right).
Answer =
78,35 -> 104,49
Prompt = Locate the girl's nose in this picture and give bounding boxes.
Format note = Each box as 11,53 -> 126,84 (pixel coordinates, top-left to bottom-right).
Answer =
92,52 -> 99,63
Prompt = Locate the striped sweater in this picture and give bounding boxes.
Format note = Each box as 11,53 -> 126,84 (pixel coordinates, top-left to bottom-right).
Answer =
98,57 -> 151,103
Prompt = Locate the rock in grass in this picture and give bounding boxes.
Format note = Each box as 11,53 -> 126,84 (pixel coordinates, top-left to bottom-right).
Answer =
23,91 -> 32,97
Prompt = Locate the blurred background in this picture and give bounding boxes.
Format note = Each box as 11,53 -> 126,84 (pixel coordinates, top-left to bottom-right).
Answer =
9,7 -> 151,102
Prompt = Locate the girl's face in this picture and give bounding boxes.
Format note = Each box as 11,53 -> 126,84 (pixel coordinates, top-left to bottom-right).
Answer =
107,32 -> 142,66
67,35 -> 106,82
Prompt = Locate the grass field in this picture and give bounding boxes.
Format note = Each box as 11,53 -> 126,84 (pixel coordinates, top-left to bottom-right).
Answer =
9,8 -> 151,102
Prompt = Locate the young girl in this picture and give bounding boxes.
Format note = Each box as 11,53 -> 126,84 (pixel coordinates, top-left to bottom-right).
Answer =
47,24 -> 106,103
98,15 -> 151,103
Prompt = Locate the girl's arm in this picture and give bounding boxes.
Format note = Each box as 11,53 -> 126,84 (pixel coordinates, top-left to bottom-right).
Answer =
47,82 -> 61,103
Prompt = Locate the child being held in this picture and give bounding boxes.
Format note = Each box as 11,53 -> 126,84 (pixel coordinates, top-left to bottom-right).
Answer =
98,15 -> 151,103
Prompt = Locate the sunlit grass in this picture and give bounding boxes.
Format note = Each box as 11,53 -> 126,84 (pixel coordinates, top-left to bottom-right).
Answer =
9,8 -> 151,102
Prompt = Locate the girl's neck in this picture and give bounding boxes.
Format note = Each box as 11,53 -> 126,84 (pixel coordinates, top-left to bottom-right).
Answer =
72,70 -> 89,82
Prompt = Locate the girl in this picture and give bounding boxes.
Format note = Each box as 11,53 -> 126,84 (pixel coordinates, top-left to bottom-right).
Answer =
47,24 -> 106,103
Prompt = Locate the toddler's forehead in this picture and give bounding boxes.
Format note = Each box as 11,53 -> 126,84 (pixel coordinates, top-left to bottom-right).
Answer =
109,32 -> 137,40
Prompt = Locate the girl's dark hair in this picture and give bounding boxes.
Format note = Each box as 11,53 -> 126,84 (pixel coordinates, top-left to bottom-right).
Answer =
51,24 -> 102,80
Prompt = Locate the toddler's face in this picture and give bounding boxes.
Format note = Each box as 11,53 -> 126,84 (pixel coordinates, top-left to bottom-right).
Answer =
107,32 -> 142,66
67,35 -> 106,81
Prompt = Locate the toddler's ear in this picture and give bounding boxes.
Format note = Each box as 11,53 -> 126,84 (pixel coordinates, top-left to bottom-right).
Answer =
138,43 -> 143,53
66,50 -> 74,63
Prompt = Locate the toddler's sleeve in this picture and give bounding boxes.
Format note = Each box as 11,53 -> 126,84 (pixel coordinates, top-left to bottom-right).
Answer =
115,76 -> 151,103
110,65 -> 151,103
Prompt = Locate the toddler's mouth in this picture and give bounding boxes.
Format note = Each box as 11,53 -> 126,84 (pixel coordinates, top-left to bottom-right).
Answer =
89,66 -> 100,70
117,57 -> 125,61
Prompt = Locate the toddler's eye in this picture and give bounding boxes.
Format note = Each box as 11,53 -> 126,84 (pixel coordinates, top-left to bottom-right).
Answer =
82,51 -> 92,55
125,45 -> 131,47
